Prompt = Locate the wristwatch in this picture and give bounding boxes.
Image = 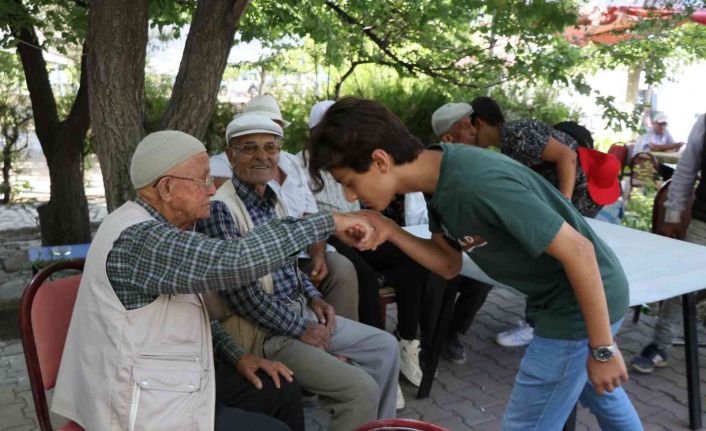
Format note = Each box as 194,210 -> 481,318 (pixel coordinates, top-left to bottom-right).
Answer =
590,343 -> 617,362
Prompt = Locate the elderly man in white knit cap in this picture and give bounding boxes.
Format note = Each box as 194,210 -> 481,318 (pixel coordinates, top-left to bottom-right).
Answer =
197,113 -> 400,430
52,130 -> 378,431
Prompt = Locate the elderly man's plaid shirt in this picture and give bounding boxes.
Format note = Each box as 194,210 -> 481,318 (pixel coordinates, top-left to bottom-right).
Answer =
196,177 -> 323,344
106,197 -> 334,364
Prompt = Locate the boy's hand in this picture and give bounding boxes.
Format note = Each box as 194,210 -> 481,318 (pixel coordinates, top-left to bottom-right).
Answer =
331,212 -> 377,249
587,347 -> 628,395
310,297 -> 336,334
354,209 -> 399,250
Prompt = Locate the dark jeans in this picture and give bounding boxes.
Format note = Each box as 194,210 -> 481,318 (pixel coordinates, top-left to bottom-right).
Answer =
215,358 -> 304,431
447,276 -> 493,337
329,237 -> 384,328
330,238 -> 430,340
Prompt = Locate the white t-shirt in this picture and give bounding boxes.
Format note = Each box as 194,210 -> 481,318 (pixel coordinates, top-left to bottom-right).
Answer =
636,130 -> 675,153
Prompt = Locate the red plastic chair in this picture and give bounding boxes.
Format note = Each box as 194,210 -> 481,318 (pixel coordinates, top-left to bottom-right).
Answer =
353,419 -> 451,431
19,260 -> 85,431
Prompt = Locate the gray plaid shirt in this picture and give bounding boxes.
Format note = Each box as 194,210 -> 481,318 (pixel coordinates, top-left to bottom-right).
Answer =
106,198 -> 335,364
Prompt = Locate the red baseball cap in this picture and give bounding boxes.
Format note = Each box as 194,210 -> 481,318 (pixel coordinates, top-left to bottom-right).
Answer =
577,147 -> 621,205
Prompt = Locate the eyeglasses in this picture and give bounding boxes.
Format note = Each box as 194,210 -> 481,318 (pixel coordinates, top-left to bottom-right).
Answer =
232,142 -> 281,155
152,175 -> 214,189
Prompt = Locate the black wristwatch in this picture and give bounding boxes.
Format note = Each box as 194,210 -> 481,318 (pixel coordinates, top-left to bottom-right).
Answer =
590,343 -> 617,362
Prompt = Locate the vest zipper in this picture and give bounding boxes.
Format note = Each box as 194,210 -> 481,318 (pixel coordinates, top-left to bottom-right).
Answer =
128,382 -> 141,431
139,353 -> 201,363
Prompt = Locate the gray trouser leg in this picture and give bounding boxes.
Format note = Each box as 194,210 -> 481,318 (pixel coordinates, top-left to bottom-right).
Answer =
653,219 -> 706,353
263,300 -> 399,430
299,252 -> 360,321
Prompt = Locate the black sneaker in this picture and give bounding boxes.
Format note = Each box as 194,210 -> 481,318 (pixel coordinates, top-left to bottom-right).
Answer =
631,343 -> 668,374
443,332 -> 467,365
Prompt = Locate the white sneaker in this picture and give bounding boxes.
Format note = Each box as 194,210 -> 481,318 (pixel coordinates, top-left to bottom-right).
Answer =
399,338 -> 423,387
396,383 -> 405,410
495,321 -> 534,347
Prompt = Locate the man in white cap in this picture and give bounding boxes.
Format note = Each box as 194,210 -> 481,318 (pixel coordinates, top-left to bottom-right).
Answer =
637,112 -> 684,153
245,94 -> 292,128
431,102 -> 476,145
197,113 -> 400,430
51,130 -> 377,431
210,152 -> 233,189
244,96 -> 361,321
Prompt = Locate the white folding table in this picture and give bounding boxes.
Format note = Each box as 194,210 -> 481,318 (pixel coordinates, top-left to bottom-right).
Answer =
405,219 -> 706,429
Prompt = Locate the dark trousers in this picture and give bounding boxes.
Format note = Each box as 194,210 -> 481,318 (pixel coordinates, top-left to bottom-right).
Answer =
215,358 -> 304,431
329,237 -> 384,328
330,238 -> 430,339
447,276 -> 493,337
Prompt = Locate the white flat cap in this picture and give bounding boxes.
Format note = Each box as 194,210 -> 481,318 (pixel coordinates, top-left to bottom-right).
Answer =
225,113 -> 283,143
308,100 -> 336,129
432,103 -> 473,136
653,112 -> 669,124
244,95 -> 291,128
130,130 -> 206,189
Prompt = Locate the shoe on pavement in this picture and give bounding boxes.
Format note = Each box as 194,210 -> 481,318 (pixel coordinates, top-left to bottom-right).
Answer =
399,338 -> 423,387
496,321 -> 534,347
631,343 -> 668,374
443,332 -> 467,365
396,383 -> 405,410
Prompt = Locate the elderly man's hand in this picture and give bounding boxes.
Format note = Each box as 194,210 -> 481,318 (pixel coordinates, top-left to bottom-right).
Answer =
235,354 -> 294,390
299,320 -> 331,350
310,297 -> 336,334
331,212 -> 378,249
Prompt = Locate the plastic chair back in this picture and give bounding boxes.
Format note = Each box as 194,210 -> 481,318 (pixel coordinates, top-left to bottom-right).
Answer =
19,260 -> 85,431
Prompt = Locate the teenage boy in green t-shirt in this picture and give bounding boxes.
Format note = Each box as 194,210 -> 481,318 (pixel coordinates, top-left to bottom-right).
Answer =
306,97 -> 642,430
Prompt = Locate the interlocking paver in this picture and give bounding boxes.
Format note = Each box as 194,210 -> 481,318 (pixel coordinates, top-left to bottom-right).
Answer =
3,286 -> 706,430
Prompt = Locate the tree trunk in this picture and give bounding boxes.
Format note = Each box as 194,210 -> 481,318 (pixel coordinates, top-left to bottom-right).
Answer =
10,0 -> 91,244
87,0 -> 149,211
159,0 -> 250,139
39,139 -> 91,245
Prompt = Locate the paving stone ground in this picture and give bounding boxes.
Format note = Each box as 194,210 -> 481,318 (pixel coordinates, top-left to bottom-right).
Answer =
2,287 -> 706,430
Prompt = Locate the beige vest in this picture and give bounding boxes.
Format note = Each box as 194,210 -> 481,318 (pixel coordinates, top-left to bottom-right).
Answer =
204,181 -> 284,356
52,202 -> 216,431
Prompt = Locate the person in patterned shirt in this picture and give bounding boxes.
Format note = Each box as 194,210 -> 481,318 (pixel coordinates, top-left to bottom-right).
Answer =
469,96 -> 601,218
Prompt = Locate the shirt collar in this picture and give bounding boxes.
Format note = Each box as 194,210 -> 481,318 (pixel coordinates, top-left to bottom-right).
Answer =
231,175 -> 278,210
135,197 -> 169,224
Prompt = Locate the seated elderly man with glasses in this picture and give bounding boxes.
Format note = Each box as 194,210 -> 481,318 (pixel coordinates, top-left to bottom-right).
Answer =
197,113 -> 400,430
51,130 -> 378,431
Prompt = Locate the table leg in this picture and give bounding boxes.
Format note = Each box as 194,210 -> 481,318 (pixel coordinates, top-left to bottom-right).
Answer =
682,292 -> 702,430
417,276 -> 459,399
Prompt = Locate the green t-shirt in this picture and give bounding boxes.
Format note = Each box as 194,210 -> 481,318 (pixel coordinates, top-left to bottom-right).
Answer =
427,144 -> 628,340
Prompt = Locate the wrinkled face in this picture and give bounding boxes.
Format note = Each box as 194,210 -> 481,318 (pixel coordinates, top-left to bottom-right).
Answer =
653,122 -> 667,135
227,133 -> 281,187
444,116 -> 476,145
330,153 -> 397,211
161,152 -> 215,223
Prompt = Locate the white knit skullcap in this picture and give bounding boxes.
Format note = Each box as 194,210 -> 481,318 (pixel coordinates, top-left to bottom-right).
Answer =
308,100 -> 335,129
130,130 -> 206,189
